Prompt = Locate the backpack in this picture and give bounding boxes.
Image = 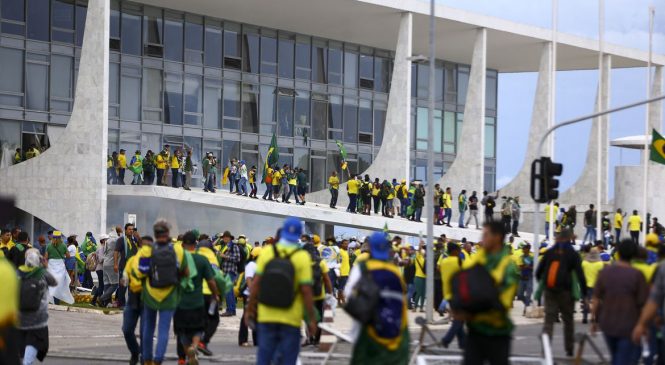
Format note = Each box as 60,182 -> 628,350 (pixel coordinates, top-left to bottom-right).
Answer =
235,244 -> 248,274
149,243 -> 179,288
360,182 -> 371,197
311,259 -> 323,297
544,248 -> 570,291
86,252 -> 98,271
344,262 -> 380,324
20,274 -> 46,312
258,245 -> 298,308
486,197 -> 495,209
450,264 -> 503,314
396,185 -> 404,199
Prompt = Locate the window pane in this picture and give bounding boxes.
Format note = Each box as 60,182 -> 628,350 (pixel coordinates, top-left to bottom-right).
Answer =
343,98 -> 357,143
457,66 -> 469,106
278,38 -> 294,79
359,54 -> 372,80
311,99 -> 327,140
416,107 -> 427,150
242,30 -> 259,73
312,44 -> 327,83
203,81 -> 221,129
142,68 -> 162,110
295,42 -> 310,80
435,64 -> 444,101
27,0 -> 49,41
277,94 -> 293,137
443,111 -> 455,144
417,63 -> 429,99
0,47 -> 24,95
242,84 -> 258,133
445,63 -> 457,104
224,30 -> 240,58
260,35 -> 276,75
259,85 -> 276,124
486,73 -> 497,110
358,99 -> 372,133
343,51 -> 357,88
223,81 -> 240,117
485,123 -> 495,158
222,140 -> 239,164
109,63 -> 119,104
374,56 -> 390,93
121,11 -> 141,55
433,110 -> 442,152
164,17 -> 183,61
310,157 -> 325,192
295,91 -> 309,126
26,63 -> 48,110
143,9 -> 163,45
328,48 -> 342,85
373,101 -> 386,146
328,95 -> 342,130
456,112 -> 463,149
184,75 -> 202,125
50,55 -> 72,99
2,0 -> 25,21
110,6 -> 119,38
120,69 -> 140,120
52,0 -> 74,29
185,20 -> 202,50
164,73 -> 183,124
204,25 -> 222,67
75,2 -> 86,47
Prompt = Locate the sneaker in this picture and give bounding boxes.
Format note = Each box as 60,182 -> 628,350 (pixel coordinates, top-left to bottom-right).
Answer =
177,359 -> 186,365
220,312 -> 236,317
130,354 -> 139,365
197,342 -> 213,356
187,346 -> 199,365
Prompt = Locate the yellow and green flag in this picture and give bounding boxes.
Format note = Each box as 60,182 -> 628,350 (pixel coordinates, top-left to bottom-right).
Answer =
335,140 -> 348,170
651,129 -> 665,165
262,134 -> 279,183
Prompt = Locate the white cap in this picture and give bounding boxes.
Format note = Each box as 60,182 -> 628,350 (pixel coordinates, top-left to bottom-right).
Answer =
99,233 -> 110,240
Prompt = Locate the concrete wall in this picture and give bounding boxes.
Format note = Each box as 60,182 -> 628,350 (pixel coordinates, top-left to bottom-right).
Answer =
614,165 -> 665,223
0,0 -> 109,237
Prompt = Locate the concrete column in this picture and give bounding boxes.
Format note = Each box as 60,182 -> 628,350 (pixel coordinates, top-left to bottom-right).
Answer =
304,12 -> 412,206
499,42 -> 552,198
559,54 -> 611,204
650,66 -> 663,131
0,0 -> 109,236
438,28 -> 486,192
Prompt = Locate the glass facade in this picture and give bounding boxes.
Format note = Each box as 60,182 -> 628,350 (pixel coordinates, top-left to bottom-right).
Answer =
0,0 -> 497,191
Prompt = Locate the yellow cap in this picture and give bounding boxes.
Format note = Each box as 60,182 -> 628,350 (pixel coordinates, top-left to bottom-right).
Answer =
312,235 -> 321,244
646,233 -> 660,246
238,237 -> 247,244
251,247 -> 262,258
53,230 -> 62,237
401,179 -> 406,184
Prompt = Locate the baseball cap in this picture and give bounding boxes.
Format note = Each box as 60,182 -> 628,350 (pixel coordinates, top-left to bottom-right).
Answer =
312,234 -> 321,245
53,230 -> 63,238
368,232 -> 390,260
99,233 -> 110,240
281,217 -> 303,243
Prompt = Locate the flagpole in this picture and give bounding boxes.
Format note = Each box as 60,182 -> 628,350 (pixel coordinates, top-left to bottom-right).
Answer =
596,0 -> 604,244
642,6 -> 654,245
424,0 -> 436,324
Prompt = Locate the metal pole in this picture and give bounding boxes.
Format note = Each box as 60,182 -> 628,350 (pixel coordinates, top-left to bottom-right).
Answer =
642,7 -> 654,245
596,0 -> 604,244
547,0 -> 558,244
425,0 -> 436,324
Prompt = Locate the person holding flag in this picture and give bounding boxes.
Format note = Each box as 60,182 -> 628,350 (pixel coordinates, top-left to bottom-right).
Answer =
261,134 -> 279,201
129,150 -> 143,185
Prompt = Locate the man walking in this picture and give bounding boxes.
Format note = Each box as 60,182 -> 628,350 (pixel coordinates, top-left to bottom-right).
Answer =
536,228 -> 587,357
346,174 -> 359,213
114,223 -> 138,308
480,190 -> 499,223
442,187 -> 453,227
583,204 -> 597,245
614,208 -> 625,241
183,149 -> 194,191
117,149 -> 127,185
511,197 -> 521,236
628,210 -> 642,245
466,191 -> 480,229
219,231 -> 241,317
458,190 -> 468,228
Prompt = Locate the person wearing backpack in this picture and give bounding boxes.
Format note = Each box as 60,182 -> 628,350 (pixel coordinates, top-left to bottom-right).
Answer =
439,242 -> 465,349
17,249 -> 57,365
7,231 -> 31,268
481,190 -> 499,223
121,235 -> 149,365
246,217 -> 316,365
302,243 -> 333,346
343,231 -> 409,364
451,221 -> 518,365
360,175 -> 372,215
535,228 -> 587,357
135,220 -> 189,365
219,231 -> 241,317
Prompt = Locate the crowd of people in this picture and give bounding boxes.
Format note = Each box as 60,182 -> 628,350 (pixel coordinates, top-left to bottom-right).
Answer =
2,209 -> 665,365
12,145 -> 43,165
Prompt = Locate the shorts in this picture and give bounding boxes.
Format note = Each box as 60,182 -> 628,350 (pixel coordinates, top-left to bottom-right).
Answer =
65,257 -> 76,271
298,186 -> 306,195
18,327 -> 49,362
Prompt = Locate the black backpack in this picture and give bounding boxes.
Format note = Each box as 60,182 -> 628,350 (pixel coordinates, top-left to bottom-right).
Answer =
236,244 -> 248,274
20,274 -> 45,312
344,262 -> 380,324
486,197 -> 495,209
450,264 -> 503,314
149,243 -> 179,288
396,186 -> 404,199
258,245 -> 298,308
360,182 -> 370,197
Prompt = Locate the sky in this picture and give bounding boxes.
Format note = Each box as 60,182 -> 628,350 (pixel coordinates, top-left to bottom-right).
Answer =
434,0 -> 665,197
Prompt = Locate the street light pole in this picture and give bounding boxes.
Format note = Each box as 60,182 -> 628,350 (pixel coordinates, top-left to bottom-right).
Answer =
425,0 -> 436,324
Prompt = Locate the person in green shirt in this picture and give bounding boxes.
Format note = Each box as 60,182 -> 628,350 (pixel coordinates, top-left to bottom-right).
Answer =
80,232 -> 97,289
458,189 -> 468,228
175,231 -> 219,365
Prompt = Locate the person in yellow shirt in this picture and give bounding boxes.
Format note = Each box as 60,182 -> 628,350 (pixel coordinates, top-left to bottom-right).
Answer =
442,187 -> 453,227
544,202 -> 559,240
121,235 -> 147,364
581,248 -> 604,323
117,149 -> 127,185
170,149 -> 182,188
628,210 -> 643,245
0,229 -> 15,256
246,218 -> 316,364
327,171 -> 340,209
439,242 -> 464,348
346,175 -> 360,213
302,243 -> 333,346
271,166 -> 282,198
413,244 -> 427,312
614,209 -> 626,241
156,146 -> 170,186
338,240 -> 350,304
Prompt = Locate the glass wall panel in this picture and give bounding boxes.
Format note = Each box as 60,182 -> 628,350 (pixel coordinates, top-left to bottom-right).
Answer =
343,51 -> 357,88
310,157 -> 325,192
295,41 -> 310,80
143,8 -> 163,46
277,93 -> 293,137
485,117 -> 495,158
358,99 -> 372,133
109,62 -> 120,105
52,0 -> 74,43
242,83 -> 258,133
27,0 -> 49,41
142,68 -> 162,112
141,133 -> 161,154
260,35 -> 277,75
294,91 -> 309,126
328,47 -> 342,85
0,47 -> 24,107
120,66 -> 141,120
164,16 -> 183,61
373,101 -> 386,146
328,95 -> 342,130
358,153 -> 371,173
433,110 -> 442,152
278,37 -> 294,79
75,2 -> 86,46
183,136 -> 202,168
444,63 -> 456,104
417,63 -> 429,99
311,98 -> 327,140
203,79 -> 221,129
224,29 -> 241,59
204,23 -> 222,67
359,54 -> 372,81
293,148 -> 308,170
416,107 -> 427,150
50,55 -> 72,111
457,66 -> 469,106
456,112 -> 463,149
26,63 -> 48,110
184,74 -> 202,125
312,43 -> 326,83
343,98 -> 357,143
110,4 -> 119,39
374,56 -> 390,93
184,18 -> 203,63
259,85 -> 276,124
0,121 -> 21,163
121,11 -> 141,55
164,72 -> 183,124
223,80 -> 240,129
435,63 -> 444,101
242,29 -> 259,73
486,71 -> 497,110
222,140 -> 240,163
1,0 -> 25,36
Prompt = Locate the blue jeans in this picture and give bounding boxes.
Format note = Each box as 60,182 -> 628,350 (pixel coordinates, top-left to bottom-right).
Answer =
205,174 -> 216,191
406,283 -> 415,308
458,210 -> 466,227
263,184 -> 273,199
239,177 -> 248,194
545,222 -> 551,239
401,198 -> 409,217
415,208 -> 423,221
225,272 -> 238,314
141,307 -> 175,363
285,185 -> 299,203
584,225 -> 597,243
122,303 -> 142,357
347,193 -> 357,213
518,279 -> 533,307
442,319 -> 466,349
229,173 -> 236,192
604,335 -> 641,365
256,323 -> 301,365
444,208 -> 452,225
107,167 -> 117,184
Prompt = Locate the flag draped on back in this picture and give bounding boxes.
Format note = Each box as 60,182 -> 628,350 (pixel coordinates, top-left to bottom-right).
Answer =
262,134 -> 280,183
651,129 -> 665,165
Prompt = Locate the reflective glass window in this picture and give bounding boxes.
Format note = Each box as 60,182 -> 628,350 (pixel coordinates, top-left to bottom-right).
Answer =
203,79 -> 221,129
433,110 -> 442,152
359,54 -> 373,80
164,17 -> 183,62
119,66 -> 141,120
222,140 -> 240,163
184,74 -> 202,125
328,48 -> 342,85
242,30 -> 259,73
142,68 -> 162,111
435,63 -> 444,101
445,63 -> 457,104
50,54 -> 73,110
242,83 -> 259,133
311,44 -> 326,83
486,71 -> 497,110
259,85 -> 276,123
358,153 -> 371,173
457,66 -> 469,106
374,57 -> 390,93
27,0 -> 49,41
417,63 -> 429,99
295,41 -> 311,80
121,11 -> 141,55
373,101 -> 386,146
52,0 -> 74,43
110,4 -> 119,39
294,91 -> 309,126
164,72 -> 183,125
311,98 -> 327,140
109,63 -> 119,105
143,8 -> 163,45
278,37 -> 294,79
416,107 -> 427,150
310,157 -> 325,192
223,80 -> 240,129
358,99 -> 372,133
224,30 -> 240,58
0,47 -> 24,107
2,0 -> 24,21
204,24 -> 222,67
260,35 -> 277,75
26,62 -> 48,111
443,111 -> 455,154
485,117 -> 495,158
185,18 -> 203,64
344,51 -> 357,88
343,98 -> 357,143
75,2 -> 86,46
277,93 -> 293,137
328,95 -> 342,130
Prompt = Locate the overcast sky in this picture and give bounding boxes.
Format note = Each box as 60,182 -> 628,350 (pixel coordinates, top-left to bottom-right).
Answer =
435,0 -> 665,198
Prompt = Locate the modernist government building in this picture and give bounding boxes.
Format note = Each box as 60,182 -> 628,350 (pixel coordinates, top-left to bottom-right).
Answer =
0,0 -> 663,239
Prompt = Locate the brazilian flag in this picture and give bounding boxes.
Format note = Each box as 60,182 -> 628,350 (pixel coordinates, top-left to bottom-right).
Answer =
335,140 -> 348,170
262,134 -> 279,183
651,129 -> 665,165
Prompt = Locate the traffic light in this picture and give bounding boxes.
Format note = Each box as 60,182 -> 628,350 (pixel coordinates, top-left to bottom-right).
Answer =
530,157 -> 563,203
